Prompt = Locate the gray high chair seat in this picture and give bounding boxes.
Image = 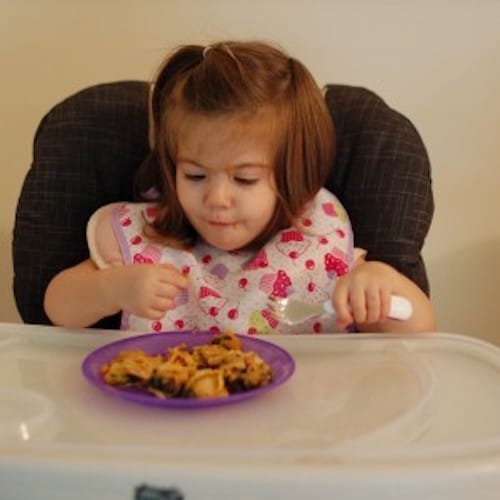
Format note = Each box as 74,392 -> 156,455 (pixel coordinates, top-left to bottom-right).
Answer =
12,81 -> 434,329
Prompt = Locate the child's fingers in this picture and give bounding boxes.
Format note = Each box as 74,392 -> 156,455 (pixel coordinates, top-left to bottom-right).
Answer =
148,299 -> 175,318
364,289 -> 381,323
379,289 -> 391,321
349,287 -> 369,324
351,287 -> 392,324
130,299 -> 174,320
332,283 -> 353,328
158,263 -> 189,289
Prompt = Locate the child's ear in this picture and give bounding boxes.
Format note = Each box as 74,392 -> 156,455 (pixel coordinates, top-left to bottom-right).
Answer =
353,247 -> 367,266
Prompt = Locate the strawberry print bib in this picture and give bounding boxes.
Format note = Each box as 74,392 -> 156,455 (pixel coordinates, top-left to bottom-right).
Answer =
89,188 -> 353,334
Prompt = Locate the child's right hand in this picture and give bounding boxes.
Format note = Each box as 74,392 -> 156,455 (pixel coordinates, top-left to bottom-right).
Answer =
103,263 -> 189,320
331,260 -> 436,333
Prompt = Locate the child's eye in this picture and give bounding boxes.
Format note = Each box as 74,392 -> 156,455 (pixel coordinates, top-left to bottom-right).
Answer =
184,173 -> 206,181
234,177 -> 259,185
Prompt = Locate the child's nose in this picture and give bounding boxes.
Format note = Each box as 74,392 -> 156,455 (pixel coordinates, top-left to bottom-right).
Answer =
205,180 -> 232,208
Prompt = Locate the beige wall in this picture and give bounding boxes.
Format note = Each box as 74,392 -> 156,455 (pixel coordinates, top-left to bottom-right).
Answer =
2,1 -> 499,344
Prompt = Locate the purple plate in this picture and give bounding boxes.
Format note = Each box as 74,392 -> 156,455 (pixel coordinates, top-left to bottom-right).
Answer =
82,331 -> 295,409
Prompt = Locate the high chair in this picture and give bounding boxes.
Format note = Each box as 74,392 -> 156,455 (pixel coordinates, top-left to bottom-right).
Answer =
12,81 -> 434,328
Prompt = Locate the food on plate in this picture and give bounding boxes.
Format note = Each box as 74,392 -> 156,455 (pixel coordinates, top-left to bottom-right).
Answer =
100,332 -> 273,399
99,350 -> 163,385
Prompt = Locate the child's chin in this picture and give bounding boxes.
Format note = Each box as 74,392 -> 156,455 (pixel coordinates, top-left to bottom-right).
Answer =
204,236 -> 248,252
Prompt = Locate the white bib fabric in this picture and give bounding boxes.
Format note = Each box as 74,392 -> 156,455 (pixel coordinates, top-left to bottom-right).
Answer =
91,188 -> 354,334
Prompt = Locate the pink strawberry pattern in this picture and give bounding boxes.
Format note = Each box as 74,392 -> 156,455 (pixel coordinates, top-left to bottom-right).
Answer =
133,253 -> 154,264
324,252 -> 348,277
133,244 -> 161,264
272,270 -> 292,298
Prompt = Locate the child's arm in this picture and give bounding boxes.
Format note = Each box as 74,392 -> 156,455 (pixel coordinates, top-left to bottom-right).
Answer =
332,260 -> 436,333
44,259 -> 189,328
44,203 -> 189,329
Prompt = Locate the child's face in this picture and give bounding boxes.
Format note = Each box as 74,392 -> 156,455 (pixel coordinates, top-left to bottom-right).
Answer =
175,111 -> 278,251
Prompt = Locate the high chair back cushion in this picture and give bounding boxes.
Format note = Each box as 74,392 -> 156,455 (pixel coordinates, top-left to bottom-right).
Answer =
13,81 -> 434,328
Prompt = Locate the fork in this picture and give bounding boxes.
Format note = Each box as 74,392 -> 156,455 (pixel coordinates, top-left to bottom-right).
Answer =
267,294 -> 413,325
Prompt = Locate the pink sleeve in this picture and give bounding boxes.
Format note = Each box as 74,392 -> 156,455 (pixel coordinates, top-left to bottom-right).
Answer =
86,203 -> 125,269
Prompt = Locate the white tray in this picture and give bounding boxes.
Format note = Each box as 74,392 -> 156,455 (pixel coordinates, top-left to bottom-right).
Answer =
1,323 -> 500,500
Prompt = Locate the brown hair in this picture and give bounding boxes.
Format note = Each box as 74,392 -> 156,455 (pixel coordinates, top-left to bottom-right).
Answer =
135,40 -> 335,250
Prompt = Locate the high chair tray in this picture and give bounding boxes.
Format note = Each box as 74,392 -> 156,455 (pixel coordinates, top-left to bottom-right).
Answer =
1,323 -> 499,500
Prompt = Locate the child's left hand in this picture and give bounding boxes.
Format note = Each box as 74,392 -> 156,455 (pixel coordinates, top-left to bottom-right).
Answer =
332,260 -> 397,330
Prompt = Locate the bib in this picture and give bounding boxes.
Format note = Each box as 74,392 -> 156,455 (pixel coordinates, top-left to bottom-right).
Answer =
88,188 -> 353,334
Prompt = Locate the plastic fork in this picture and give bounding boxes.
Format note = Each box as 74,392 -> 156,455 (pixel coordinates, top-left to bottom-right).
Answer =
267,294 -> 413,325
